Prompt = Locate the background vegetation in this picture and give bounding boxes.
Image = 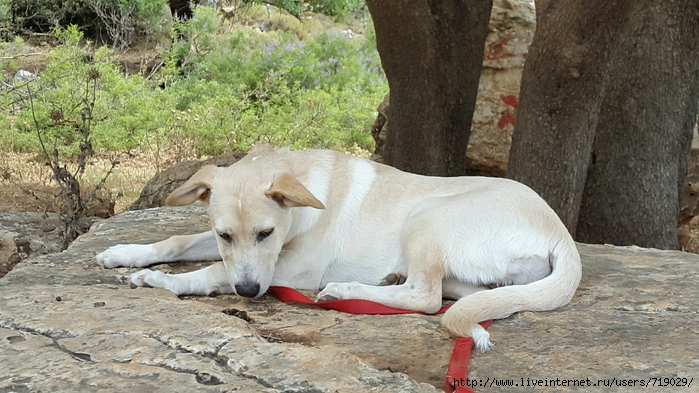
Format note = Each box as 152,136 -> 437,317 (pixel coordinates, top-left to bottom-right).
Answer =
1,3 -> 384,156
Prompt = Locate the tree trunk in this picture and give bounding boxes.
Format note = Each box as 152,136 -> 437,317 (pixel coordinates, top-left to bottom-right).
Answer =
366,0 -> 493,176
507,0 -> 632,233
575,1 -> 699,249
168,0 -> 193,19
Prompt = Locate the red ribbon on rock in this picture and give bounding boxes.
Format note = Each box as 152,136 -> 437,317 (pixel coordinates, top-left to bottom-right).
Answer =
268,286 -> 491,393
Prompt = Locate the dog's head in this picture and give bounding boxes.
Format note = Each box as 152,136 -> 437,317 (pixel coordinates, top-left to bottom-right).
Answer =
164,147 -> 325,298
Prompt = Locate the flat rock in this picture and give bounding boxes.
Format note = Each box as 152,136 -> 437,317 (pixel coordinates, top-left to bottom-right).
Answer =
0,212 -> 102,277
1,206 -> 698,392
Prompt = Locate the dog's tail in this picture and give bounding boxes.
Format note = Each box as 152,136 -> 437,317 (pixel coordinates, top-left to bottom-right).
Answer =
440,236 -> 582,352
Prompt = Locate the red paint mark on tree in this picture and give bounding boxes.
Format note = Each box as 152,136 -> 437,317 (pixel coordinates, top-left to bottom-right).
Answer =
497,114 -> 516,129
494,38 -> 508,50
483,39 -> 526,61
484,52 -> 524,61
500,94 -> 518,109
497,95 -> 519,130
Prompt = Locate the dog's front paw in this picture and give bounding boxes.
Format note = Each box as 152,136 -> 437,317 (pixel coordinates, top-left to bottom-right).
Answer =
317,282 -> 360,301
96,244 -> 158,268
129,269 -> 167,289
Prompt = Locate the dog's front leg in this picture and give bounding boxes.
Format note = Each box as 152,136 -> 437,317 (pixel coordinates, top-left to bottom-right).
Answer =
129,262 -> 233,296
96,231 -> 220,268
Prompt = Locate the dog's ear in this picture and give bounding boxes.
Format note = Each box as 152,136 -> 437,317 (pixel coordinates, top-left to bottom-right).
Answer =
265,173 -> 325,209
165,165 -> 218,206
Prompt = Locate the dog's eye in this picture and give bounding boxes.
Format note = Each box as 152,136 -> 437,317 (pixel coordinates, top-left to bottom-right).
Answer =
256,228 -> 274,242
218,232 -> 233,243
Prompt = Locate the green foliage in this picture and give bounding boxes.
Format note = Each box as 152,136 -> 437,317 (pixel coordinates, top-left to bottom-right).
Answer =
89,0 -> 170,49
89,0 -> 169,27
0,1 -> 12,38
2,26 -> 130,153
306,0 -> 365,18
132,0 -> 169,26
159,6 -> 385,154
0,0 -> 88,33
2,0 -> 168,47
1,7 -> 386,161
1,0 -> 92,34
257,0 -> 303,17
242,0 -> 364,19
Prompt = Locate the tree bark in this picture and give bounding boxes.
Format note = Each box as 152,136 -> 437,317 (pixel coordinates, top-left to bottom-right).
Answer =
507,0 -> 632,233
366,0 -> 493,176
575,1 -> 699,249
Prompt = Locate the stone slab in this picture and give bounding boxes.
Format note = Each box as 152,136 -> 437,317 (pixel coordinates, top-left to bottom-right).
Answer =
1,206 -> 698,392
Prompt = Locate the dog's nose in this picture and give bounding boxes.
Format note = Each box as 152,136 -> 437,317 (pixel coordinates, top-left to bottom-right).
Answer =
235,282 -> 260,298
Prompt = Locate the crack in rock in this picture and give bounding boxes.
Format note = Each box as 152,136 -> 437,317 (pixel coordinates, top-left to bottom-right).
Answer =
1,319 -> 228,387
1,320 -> 96,364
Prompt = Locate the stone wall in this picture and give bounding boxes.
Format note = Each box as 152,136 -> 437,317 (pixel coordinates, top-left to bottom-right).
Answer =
467,0 -> 534,176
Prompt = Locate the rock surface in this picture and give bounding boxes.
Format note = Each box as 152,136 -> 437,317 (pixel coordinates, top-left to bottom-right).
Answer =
2,206 -> 698,392
0,212 -> 102,277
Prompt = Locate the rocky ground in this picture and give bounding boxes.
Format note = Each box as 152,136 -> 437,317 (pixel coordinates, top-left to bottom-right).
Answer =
1,206 -> 698,392
0,212 -> 101,278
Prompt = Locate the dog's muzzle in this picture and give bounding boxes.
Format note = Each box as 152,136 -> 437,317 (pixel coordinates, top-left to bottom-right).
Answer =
235,282 -> 260,298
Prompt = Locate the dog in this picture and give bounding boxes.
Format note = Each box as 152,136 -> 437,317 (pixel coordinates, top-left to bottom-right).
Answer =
96,144 -> 582,351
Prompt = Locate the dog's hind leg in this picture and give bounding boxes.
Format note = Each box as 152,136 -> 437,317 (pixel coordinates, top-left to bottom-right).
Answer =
318,272 -> 444,313
318,199 -> 455,311
378,274 -> 487,301
129,262 -> 233,296
318,239 -> 446,314
96,231 -> 220,268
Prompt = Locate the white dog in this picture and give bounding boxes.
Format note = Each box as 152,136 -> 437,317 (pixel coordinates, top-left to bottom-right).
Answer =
96,145 -> 582,351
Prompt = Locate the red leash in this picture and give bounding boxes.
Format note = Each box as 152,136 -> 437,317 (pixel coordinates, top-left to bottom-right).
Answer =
445,320 -> 493,393
268,286 -> 491,393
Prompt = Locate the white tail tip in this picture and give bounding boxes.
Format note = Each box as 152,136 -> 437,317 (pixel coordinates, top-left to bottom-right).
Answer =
471,325 -> 494,352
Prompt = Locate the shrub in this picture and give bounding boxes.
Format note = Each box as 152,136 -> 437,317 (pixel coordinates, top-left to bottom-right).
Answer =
2,0 -> 168,47
0,0 -> 91,34
241,0 -> 365,19
0,25 -> 118,243
90,0 -> 170,49
306,0 -> 366,19
159,6 -> 385,154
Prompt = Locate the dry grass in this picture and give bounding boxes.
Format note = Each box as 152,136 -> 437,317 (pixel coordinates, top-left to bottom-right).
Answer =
0,149 -> 202,215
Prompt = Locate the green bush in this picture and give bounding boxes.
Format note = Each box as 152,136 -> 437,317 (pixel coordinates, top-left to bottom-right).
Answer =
0,0 -> 90,34
241,0 -> 364,18
1,26 -> 135,152
1,6 -> 387,161
1,0 -> 168,47
160,6 -> 384,154
306,0 -> 365,18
